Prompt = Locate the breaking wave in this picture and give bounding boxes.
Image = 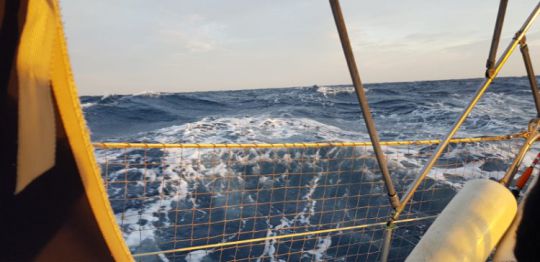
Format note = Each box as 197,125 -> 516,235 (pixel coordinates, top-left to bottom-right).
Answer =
85,76 -> 539,261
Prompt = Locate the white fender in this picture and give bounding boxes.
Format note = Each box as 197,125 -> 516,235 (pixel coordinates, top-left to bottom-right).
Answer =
406,179 -> 517,262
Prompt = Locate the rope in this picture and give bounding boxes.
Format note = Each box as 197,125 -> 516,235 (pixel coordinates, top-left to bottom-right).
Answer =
93,132 -> 526,149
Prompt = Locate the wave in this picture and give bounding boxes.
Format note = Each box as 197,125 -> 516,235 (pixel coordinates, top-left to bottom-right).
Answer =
87,76 -> 540,260
135,116 -> 367,144
97,134 -> 532,260
313,85 -> 356,97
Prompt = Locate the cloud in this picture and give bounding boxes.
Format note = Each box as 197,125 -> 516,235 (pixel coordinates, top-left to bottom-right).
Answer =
157,14 -> 227,53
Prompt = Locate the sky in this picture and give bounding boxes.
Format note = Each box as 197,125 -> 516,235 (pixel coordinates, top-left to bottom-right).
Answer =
61,0 -> 540,95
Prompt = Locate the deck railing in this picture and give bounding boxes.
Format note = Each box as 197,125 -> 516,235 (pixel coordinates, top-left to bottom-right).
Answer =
94,132 -> 528,261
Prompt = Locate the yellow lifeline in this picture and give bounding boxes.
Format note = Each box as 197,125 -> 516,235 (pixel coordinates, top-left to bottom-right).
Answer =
93,132 -> 527,149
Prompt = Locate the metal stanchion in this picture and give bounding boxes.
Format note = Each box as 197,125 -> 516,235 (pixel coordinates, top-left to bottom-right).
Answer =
329,0 -> 400,209
392,2 -> 540,222
519,37 -> 540,116
500,119 -> 540,186
486,0 -> 509,78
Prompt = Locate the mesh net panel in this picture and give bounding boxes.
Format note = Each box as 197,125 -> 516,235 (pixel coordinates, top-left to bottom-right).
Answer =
95,136 -> 524,261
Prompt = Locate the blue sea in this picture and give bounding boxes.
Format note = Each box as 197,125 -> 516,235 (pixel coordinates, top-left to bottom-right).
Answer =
82,77 -> 538,261
83,77 -> 536,143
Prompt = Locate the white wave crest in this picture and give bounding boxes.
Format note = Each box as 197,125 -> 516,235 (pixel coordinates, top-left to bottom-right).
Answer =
140,116 -> 367,144
315,85 -> 356,97
81,102 -> 97,108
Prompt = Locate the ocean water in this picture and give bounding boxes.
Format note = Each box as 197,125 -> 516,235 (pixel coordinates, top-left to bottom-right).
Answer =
83,76 -> 539,261
83,77 -> 536,143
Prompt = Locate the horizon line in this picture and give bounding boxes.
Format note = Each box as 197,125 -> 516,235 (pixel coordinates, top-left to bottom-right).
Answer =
79,74 -> 536,97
